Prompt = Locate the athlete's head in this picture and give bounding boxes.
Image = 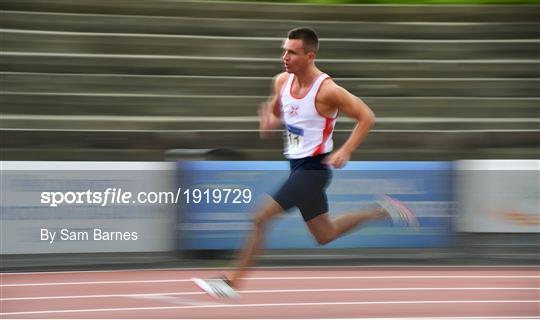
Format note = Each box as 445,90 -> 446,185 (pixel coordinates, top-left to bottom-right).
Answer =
287,27 -> 319,54
282,27 -> 319,73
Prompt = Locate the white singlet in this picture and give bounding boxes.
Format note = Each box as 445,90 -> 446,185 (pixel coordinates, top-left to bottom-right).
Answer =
280,73 -> 337,159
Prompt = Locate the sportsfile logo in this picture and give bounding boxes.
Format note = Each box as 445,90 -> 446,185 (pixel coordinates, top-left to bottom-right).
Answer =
40,187 -> 253,207
40,188 -> 160,207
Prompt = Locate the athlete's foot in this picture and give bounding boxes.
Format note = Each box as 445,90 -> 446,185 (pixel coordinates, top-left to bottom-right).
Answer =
192,275 -> 239,299
377,195 -> 420,229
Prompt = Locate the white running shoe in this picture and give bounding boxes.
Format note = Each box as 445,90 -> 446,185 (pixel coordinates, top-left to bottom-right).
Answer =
192,276 -> 239,299
377,195 -> 420,229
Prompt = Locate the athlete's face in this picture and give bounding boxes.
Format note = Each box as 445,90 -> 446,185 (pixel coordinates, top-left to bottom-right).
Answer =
282,39 -> 315,73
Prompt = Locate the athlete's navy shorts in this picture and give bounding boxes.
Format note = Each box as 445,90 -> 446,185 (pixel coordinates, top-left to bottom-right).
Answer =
272,153 -> 332,222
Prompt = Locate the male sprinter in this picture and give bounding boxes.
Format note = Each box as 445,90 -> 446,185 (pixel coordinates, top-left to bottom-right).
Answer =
193,27 -> 419,299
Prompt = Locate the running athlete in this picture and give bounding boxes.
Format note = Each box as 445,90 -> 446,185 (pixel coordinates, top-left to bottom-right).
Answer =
193,27 -> 419,299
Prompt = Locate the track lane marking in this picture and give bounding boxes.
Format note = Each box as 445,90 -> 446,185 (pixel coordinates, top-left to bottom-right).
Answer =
2,287 -> 538,301
2,300 -> 538,316
2,275 -> 539,287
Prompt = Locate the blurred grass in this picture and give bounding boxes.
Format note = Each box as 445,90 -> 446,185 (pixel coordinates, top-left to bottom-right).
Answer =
227,0 -> 540,4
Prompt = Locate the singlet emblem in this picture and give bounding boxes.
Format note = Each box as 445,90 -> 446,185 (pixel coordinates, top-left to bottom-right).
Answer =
287,105 -> 300,117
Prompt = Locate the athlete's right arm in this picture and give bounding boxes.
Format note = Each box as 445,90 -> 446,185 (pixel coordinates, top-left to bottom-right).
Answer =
259,72 -> 288,138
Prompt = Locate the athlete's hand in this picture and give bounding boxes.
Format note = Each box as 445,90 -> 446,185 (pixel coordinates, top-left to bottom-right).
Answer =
258,103 -> 272,138
258,103 -> 281,139
325,148 -> 351,169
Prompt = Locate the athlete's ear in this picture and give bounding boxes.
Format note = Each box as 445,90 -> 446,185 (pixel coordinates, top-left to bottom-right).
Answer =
306,51 -> 316,61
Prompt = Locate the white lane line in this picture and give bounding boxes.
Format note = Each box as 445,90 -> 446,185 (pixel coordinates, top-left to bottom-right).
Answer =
3,128 -> 540,133
3,29 -> 539,43
2,287 -> 538,301
3,128 -> 540,134
0,92 -> 267,98
1,300 -> 538,316
2,264 -> 537,275
0,114 -> 259,122
2,276 -> 539,287
1,92 -> 538,100
131,294 -> 223,307
2,114 -> 538,123
2,52 -> 537,63
3,9 -> 538,27
329,318 -> 540,320
3,71 -> 539,81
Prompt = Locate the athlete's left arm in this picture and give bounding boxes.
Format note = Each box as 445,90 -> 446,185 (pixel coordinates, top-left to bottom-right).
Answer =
324,83 -> 375,169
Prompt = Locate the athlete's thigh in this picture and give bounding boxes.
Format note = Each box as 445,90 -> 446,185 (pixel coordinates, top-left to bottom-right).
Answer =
254,195 -> 285,223
275,169 -> 328,206
272,171 -> 306,211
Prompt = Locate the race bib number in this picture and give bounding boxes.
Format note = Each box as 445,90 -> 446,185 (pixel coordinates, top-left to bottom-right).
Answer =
285,124 -> 304,153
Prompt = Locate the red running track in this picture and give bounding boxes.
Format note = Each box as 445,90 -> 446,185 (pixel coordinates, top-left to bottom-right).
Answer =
1,265 -> 539,319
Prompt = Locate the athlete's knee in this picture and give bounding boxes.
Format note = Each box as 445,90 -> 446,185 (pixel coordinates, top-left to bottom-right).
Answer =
314,232 -> 335,245
253,213 -> 267,230
253,210 -> 274,230
253,200 -> 283,229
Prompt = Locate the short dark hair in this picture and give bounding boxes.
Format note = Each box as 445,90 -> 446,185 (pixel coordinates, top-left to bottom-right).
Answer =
287,27 -> 319,53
